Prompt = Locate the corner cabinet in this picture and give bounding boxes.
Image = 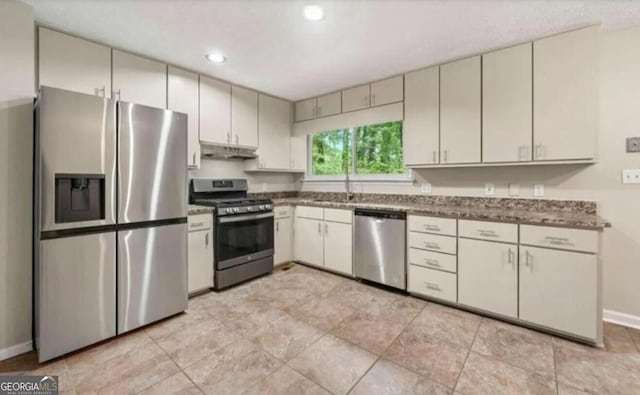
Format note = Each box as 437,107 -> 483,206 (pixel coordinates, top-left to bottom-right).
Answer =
440,56 -> 481,164
112,50 -> 167,109
533,26 -> 598,161
38,27 -> 111,97
188,214 -> 214,294
168,66 -> 200,169
274,206 -> 294,265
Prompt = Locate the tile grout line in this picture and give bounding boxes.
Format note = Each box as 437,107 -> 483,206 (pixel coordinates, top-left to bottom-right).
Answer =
344,302 -> 427,394
552,339 -> 560,395
451,316 -> 483,394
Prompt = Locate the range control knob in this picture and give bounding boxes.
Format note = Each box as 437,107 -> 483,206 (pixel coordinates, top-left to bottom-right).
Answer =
258,205 -> 265,210
234,207 -> 240,213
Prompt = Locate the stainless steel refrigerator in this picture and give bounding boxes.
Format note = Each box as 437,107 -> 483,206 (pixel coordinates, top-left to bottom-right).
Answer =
34,86 -> 188,362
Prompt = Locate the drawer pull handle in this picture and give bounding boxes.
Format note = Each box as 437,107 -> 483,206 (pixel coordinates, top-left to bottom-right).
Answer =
424,258 -> 440,267
424,225 -> 441,231
478,230 -> 498,237
424,242 -> 440,250
191,222 -> 204,228
425,282 -> 441,291
544,236 -> 573,246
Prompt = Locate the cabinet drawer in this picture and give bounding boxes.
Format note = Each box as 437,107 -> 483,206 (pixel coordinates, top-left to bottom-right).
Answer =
408,215 -> 457,236
188,214 -> 212,231
274,205 -> 292,219
409,248 -> 457,273
459,220 -> 518,243
520,225 -> 598,253
324,208 -> 352,224
295,205 -> 324,220
409,265 -> 457,303
409,232 -> 457,255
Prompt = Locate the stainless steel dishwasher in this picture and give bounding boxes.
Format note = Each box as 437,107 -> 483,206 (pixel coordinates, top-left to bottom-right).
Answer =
354,209 -> 407,290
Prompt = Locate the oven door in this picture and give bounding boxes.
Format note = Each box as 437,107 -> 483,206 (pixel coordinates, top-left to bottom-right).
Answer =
216,212 -> 274,270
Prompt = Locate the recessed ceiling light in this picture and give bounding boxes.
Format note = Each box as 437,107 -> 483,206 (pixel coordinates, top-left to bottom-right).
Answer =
303,5 -> 325,21
206,52 -> 226,64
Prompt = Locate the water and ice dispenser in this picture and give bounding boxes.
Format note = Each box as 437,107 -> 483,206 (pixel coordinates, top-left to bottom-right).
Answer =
55,174 -> 105,223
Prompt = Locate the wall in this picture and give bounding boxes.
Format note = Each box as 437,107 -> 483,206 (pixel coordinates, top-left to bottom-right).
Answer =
189,159 -> 297,192
0,0 -> 34,358
301,26 -> 640,323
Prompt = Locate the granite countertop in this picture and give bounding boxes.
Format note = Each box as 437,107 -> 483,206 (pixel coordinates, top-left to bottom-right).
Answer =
188,204 -> 215,215
271,198 -> 611,230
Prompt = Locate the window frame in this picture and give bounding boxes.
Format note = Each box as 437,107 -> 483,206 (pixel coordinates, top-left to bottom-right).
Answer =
304,123 -> 413,183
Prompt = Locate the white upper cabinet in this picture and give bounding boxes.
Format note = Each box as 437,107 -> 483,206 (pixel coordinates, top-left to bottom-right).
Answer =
533,26 -> 598,161
290,135 -> 307,171
199,76 -> 231,145
370,76 -> 403,106
39,28 -> 111,97
404,66 -> 439,166
295,98 -> 317,122
168,66 -> 200,169
257,94 -> 291,169
317,92 -> 341,117
112,50 -> 167,109
231,86 -> 258,148
440,56 -> 481,164
342,84 -> 371,112
483,43 -> 532,163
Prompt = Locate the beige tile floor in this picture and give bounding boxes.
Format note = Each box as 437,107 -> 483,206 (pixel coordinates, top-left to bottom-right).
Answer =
2,263 -> 640,394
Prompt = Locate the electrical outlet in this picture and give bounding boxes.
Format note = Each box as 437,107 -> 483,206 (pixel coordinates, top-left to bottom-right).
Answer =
485,183 -> 495,196
626,137 -> 640,153
421,183 -> 432,194
508,183 -> 520,196
622,169 -> 640,184
534,184 -> 545,197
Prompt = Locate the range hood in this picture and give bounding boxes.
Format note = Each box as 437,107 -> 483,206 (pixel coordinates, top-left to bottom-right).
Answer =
200,144 -> 258,160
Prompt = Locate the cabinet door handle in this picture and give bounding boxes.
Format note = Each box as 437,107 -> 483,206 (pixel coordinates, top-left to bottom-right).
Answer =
97,86 -> 106,97
518,145 -> 523,161
113,89 -> 121,101
205,233 -> 209,247
432,151 -> 437,163
235,134 -> 239,145
443,150 -> 448,163
317,106 -> 322,117
317,222 -> 321,234
507,248 -> 515,266
524,251 -> 533,271
276,222 -> 279,232
192,153 -> 196,165
371,94 -> 376,106
324,223 -> 328,235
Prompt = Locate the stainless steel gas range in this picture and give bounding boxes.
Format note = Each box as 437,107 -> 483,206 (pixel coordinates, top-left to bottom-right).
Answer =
189,178 -> 274,289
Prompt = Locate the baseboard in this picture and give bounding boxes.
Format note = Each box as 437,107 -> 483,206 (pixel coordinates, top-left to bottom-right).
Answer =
603,309 -> 640,330
0,340 -> 33,362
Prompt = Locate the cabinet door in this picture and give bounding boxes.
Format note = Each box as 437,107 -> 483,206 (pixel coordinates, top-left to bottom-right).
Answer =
294,217 -> 324,266
404,67 -> 439,165
370,76 -> 403,106
168,67 -> 200,169
533,26 -> 597,161
199,76 -> 231,145
458,238 -> 518,318
258,94 -> 291,169
342,84 -> 370,112
275,217 -> 293,265
231,86 -> 258,148
317,92 -> 341,117
324,221 -> 352,275
290,135 -> 307,171
295,98 -> 317,122
483,43 -> 532,163
440,56 -> 481,164
39,28 -> 111,97
188,229 -> 213,293
112,50 -> 167,109
519,246 -> 598,340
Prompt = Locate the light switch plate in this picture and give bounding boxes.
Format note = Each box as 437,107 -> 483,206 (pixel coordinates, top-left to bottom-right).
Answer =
508,183 -> 520,196
626,137 -> 640,153
421,183 -> 432,194
622,169 -> 640,184
534,184 -> 545,197
485,184 -> 496,196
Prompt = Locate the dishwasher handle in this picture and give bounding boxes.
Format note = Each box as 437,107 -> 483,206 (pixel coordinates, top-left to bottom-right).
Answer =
354,208 -> 406,220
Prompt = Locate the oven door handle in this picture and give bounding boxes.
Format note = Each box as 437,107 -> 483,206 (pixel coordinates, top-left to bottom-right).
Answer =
217,212 -> 275,223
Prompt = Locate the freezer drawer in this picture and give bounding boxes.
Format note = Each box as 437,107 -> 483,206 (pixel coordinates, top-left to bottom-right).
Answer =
118,222 -> 188,333
37,232 -> 116,362
118,102 -> 187,224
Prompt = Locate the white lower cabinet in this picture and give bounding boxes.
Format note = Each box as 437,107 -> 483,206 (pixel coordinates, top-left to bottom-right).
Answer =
274,207 -> 293,265
188,214 -> 213,294
458,238 -> 518,318
519,246 -> 598,340
294,206 -> 353,275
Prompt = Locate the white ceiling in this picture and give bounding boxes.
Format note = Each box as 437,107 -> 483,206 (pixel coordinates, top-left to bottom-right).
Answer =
23,0 -> 640,101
